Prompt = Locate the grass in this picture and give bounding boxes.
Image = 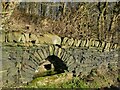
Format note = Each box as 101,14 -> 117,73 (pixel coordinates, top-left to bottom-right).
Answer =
24,76 -> 90,89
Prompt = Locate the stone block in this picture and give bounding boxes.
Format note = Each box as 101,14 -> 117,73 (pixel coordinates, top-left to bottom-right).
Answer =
62,37 -> 69,45
73,39 -> 78,47
66,56 -> 74,66
39,46 -> 49,59
29,53 -> 41,66
6,32 -> 14,42
54,46 -> 59,56
101,41 -> 106,48
76,39 -> 81,47
37,48 -> 46,60
80,40 -> 86,47
85,39 -> 89,47
24,33 -> 30,42
75,66 -> 83,76
43,45 -> 50,58
88,38 -> 93,47
57,48 -> 62,58
94,40 -> 100,47
32,51 -> 43,62
101,41 -> 106,52
66,38 -> 74,46
44,34 -> 61,45
63,53 -> 71,63
61,50 -> 67,61
48,45 -> 55,56
38,36 -> 45,44
113,44 -> 118,49
13,32 -> 23,43
59,49 -> 66,60
30,34 -> 39,44
91,40 -> 95,47
20,69 -> 34,83
105,42 -> 111,51
20,34 -> 26,43
68,63 -> 76,72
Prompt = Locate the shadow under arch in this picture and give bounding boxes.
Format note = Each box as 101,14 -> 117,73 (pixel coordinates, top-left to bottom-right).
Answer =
45,55 -> 68,74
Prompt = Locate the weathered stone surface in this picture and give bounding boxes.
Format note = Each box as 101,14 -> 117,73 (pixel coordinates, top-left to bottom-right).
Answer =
66,56 -> 75,66
105,42 -> 111,51
62,37 -> 69,45
80,40 -> 86,47
68,63 -> 77,72
88,39 -> 92,46
24,33 -> 30,43
54,46 -> 59,56
20,68 -> 35,83
37,48 -> 46,60
101,41 -> 106,48
1,42 -> 119,87
20,34 -> 26,43
12,31 -> 23,42
73,39 -> 78,47
1,31 -> 118,51
91,39 -> 95,47
30,34 -> 39,44
49,45 -> 55,55
40,34 -> 61,45
76,39 -> 81,47
57,48 -> 62,58
41,46 -> 49,59
85,39 -> 89,47
32,51 -> 43,62
65,38 -> 74,46
94,40 -> 100,47
113,43 -> 118,49
34,60 -> 54,77
61,50 -> 67,61
63,53 -> 71,63
6,32 -> 14,42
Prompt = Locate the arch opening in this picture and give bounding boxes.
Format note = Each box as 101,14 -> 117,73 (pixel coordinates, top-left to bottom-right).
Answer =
46,55 -> 68,74
34,55 -> 68,78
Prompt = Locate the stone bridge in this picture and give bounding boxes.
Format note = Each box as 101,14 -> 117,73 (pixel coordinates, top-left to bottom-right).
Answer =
0,2 -> 119,88
1,32 -> 119,87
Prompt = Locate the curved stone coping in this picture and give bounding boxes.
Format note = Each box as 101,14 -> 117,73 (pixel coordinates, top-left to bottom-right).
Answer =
0,31 -> 119,52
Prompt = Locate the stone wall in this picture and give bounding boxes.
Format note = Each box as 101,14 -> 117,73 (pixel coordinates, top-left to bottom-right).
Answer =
1,43 -> 118,87
0,31 -> 119,51
1,2 -> 119,88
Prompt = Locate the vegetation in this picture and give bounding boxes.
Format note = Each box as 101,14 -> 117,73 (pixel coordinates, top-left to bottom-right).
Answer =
2,2 -> 120,43
1,1 -> 120,89
14,2 -> 120,42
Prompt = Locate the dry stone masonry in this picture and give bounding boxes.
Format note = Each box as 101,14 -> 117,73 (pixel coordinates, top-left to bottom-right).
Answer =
1,31 -> 119,87
0,31 -> 119,51
1,2 -> 119,88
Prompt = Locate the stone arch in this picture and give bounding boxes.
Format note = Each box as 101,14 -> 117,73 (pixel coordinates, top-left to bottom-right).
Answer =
20,44 -> 76,84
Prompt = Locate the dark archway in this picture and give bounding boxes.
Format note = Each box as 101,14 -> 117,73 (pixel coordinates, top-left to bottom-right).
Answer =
46,55 -> 68,74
